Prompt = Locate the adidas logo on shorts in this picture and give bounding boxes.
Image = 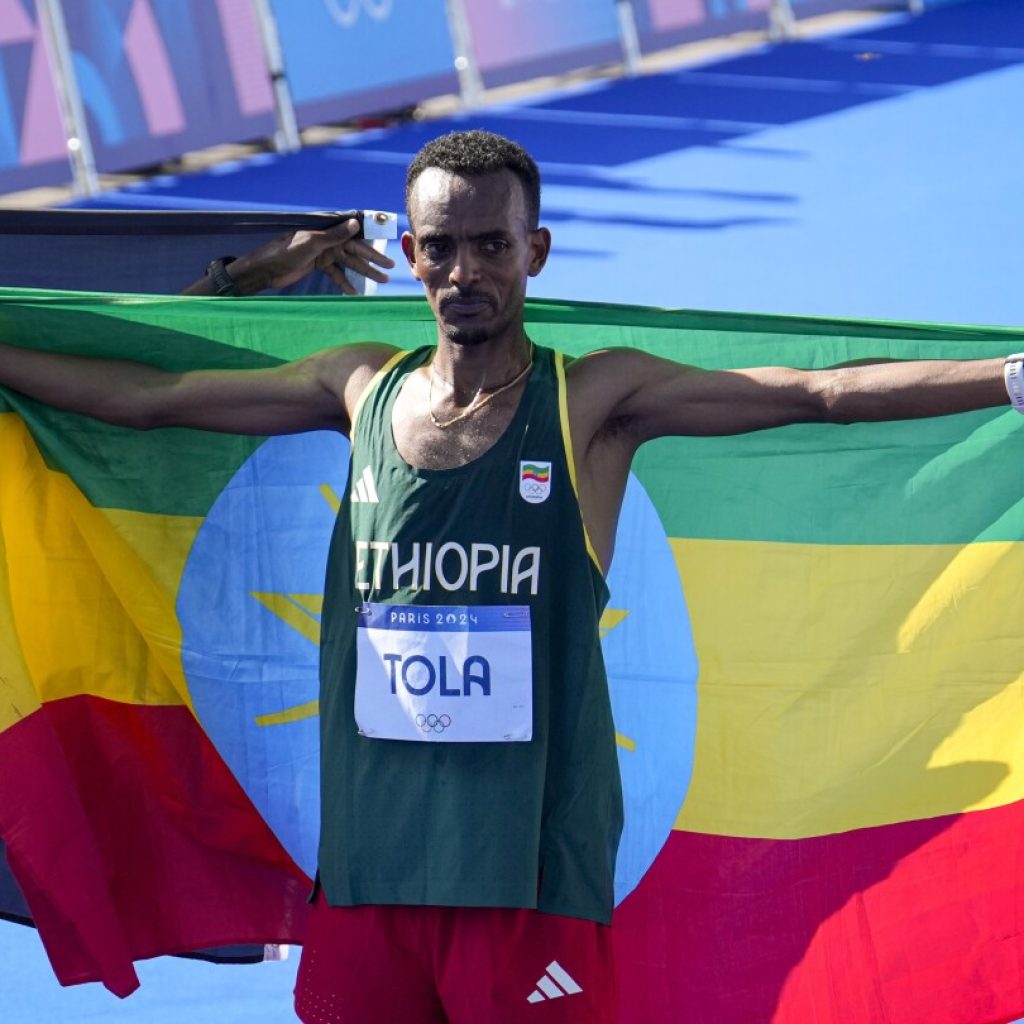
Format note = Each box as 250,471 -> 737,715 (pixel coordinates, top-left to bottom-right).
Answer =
526,960 -> 583,1003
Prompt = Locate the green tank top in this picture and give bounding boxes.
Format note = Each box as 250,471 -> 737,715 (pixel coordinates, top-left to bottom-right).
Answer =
317,345 -> 623,924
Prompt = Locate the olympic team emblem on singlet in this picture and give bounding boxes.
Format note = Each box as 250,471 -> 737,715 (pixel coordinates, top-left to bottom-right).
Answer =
178,435 -> 698,898
519,461 -> 552,504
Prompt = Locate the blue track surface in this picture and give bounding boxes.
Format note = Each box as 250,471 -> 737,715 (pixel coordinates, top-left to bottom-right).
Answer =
73,0 -> 1023,325
12,1 -> 1024,1021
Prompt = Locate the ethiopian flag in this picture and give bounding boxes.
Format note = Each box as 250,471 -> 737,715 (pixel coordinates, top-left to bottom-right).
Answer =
1,287 -> 1023,1021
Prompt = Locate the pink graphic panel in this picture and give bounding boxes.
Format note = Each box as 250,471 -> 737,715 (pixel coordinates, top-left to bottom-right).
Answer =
0,0 -> 34,43
56,0 -> 277,173
646,0 -> 706,32
634,0 -> 794,52
19,28 -> 66,163
124,0 -> 186,136
214,0 -> 274,117
0,0 -> 70,189
461,0 -> 621,82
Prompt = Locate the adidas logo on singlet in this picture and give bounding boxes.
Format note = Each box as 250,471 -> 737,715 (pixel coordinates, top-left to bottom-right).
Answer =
526,960 -> 583,1003
350,466 -> 379,504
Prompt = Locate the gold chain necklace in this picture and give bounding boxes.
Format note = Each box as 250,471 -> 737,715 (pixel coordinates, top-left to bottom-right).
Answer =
428,347 -> 534,430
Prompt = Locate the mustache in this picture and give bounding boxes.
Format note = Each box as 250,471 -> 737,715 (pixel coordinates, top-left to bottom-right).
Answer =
440,292 -> 491,310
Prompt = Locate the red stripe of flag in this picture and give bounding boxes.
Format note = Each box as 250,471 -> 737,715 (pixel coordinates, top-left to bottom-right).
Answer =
0,695 -> 310,996
614,807 -> 1024,1023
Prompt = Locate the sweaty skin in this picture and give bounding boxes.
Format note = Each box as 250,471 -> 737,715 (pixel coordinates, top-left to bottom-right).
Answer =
0,168 -> 1009,573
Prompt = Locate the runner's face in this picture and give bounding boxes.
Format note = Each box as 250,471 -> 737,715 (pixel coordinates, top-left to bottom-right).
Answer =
402,169 -> 550,348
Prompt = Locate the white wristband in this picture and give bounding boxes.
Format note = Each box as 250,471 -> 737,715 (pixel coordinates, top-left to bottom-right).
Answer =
1004,354 -> 1024,413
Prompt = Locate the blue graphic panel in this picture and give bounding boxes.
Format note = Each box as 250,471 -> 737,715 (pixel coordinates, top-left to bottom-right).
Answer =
0,47 -> 23,167
270,0 -> 458,126
61,0 -> 275,174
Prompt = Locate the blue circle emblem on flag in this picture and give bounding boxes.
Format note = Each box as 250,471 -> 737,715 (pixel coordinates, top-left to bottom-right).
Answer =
178,434 -> 698,894
605,473 -> 698,904
178,431 -> 347,875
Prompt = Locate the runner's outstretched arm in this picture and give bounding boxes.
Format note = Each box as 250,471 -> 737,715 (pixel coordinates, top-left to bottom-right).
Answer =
565,349 -> 1017,571
0,340 -> 396,437
572,349 -> 1013,446
2,215 -> 399,434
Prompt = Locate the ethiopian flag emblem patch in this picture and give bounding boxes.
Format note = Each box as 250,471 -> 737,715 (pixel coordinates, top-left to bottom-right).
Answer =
519,461 -> 552,504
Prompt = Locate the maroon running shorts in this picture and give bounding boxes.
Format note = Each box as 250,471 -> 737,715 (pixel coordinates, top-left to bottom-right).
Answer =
294,892 -> 616,1024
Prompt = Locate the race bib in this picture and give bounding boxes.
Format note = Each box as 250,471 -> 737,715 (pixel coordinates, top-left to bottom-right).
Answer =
354,603 -> 533,742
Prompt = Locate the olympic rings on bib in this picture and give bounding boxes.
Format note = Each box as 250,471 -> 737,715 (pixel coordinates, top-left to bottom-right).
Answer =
416,713 -> 453,734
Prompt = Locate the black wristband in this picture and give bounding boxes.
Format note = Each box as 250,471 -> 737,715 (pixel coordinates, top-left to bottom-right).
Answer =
206,257 -> 238,296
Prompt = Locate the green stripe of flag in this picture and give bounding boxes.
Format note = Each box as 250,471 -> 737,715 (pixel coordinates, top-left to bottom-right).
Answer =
2,289 -> 1022,536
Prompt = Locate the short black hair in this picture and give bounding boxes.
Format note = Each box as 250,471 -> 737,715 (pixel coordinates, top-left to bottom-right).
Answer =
405,130 -> 541,229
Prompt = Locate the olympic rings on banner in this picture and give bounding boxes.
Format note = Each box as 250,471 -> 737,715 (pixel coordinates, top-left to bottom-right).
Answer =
324,0 -> 393,28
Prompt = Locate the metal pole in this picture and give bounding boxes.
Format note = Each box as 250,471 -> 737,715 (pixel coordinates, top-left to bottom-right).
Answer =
768,0 -> 796,40
616,0 -> 642,77
445,0 -> 483,109
249,0 -> 301,153
36,0 -> 100,196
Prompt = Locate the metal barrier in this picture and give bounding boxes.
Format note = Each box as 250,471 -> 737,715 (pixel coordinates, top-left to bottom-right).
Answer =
0,0 -> 931,199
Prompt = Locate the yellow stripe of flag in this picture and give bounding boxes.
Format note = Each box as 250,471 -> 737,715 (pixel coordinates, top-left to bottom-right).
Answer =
672,537 -> 1024,839
0,415 -> 199,729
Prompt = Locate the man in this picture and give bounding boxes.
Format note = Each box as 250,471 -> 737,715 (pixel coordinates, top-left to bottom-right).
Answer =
0,130 -> 1018,1023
